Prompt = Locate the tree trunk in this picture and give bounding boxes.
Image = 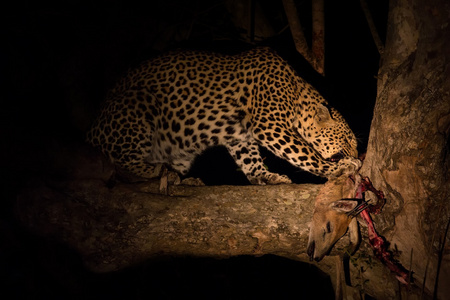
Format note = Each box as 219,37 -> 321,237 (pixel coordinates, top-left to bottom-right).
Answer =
360,0 -> 450,298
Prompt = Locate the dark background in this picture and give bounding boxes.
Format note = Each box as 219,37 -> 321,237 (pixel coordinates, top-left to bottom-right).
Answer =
1,0 -> 387,299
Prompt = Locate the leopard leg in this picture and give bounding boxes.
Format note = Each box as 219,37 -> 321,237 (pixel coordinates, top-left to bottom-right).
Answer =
254,126 -> 361,178
113,148 -> 164,180
170,157 -> 194,176
225,140 -> 292,185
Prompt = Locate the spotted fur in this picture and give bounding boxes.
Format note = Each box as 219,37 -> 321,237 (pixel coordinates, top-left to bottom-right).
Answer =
87,47 -> 359,184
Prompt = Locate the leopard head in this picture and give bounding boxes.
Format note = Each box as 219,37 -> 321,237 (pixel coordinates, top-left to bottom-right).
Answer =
296,103 -> 358,161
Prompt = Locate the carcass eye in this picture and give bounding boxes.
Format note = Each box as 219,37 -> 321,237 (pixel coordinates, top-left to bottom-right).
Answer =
326,221 -> 331,233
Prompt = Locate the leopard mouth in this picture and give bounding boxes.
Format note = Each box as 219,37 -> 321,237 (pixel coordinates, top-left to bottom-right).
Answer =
326,151 -> 345,162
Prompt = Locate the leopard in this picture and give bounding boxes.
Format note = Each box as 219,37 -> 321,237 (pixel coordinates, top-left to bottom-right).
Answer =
87,47 -> 360,185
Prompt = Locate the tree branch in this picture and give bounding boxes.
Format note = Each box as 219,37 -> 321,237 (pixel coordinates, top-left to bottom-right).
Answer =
282,1 -> 312,62
15,178 -> 355,274
359,0 -> 384,55
312,0 -> 325,75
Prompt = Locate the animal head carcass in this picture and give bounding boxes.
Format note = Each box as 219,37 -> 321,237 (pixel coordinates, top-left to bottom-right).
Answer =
307,174 -> 362,262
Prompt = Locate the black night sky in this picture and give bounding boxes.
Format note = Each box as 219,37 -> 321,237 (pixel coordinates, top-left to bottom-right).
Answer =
1,1 -> 388,299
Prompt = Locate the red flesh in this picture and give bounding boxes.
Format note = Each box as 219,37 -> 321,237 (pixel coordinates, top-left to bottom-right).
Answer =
356,177 -> 411,285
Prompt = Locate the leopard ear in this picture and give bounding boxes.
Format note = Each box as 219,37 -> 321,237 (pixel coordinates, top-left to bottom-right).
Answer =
315,104 -> 332,124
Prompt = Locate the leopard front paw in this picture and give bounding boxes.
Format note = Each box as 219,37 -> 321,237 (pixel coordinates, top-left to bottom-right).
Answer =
249,172 -> 292,185
335,157 -> 362,176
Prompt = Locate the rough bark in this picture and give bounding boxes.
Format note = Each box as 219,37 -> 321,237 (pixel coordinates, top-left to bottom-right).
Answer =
16,178 -> 340,273
311,0 -> 325,75
359,0 -> 450,298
